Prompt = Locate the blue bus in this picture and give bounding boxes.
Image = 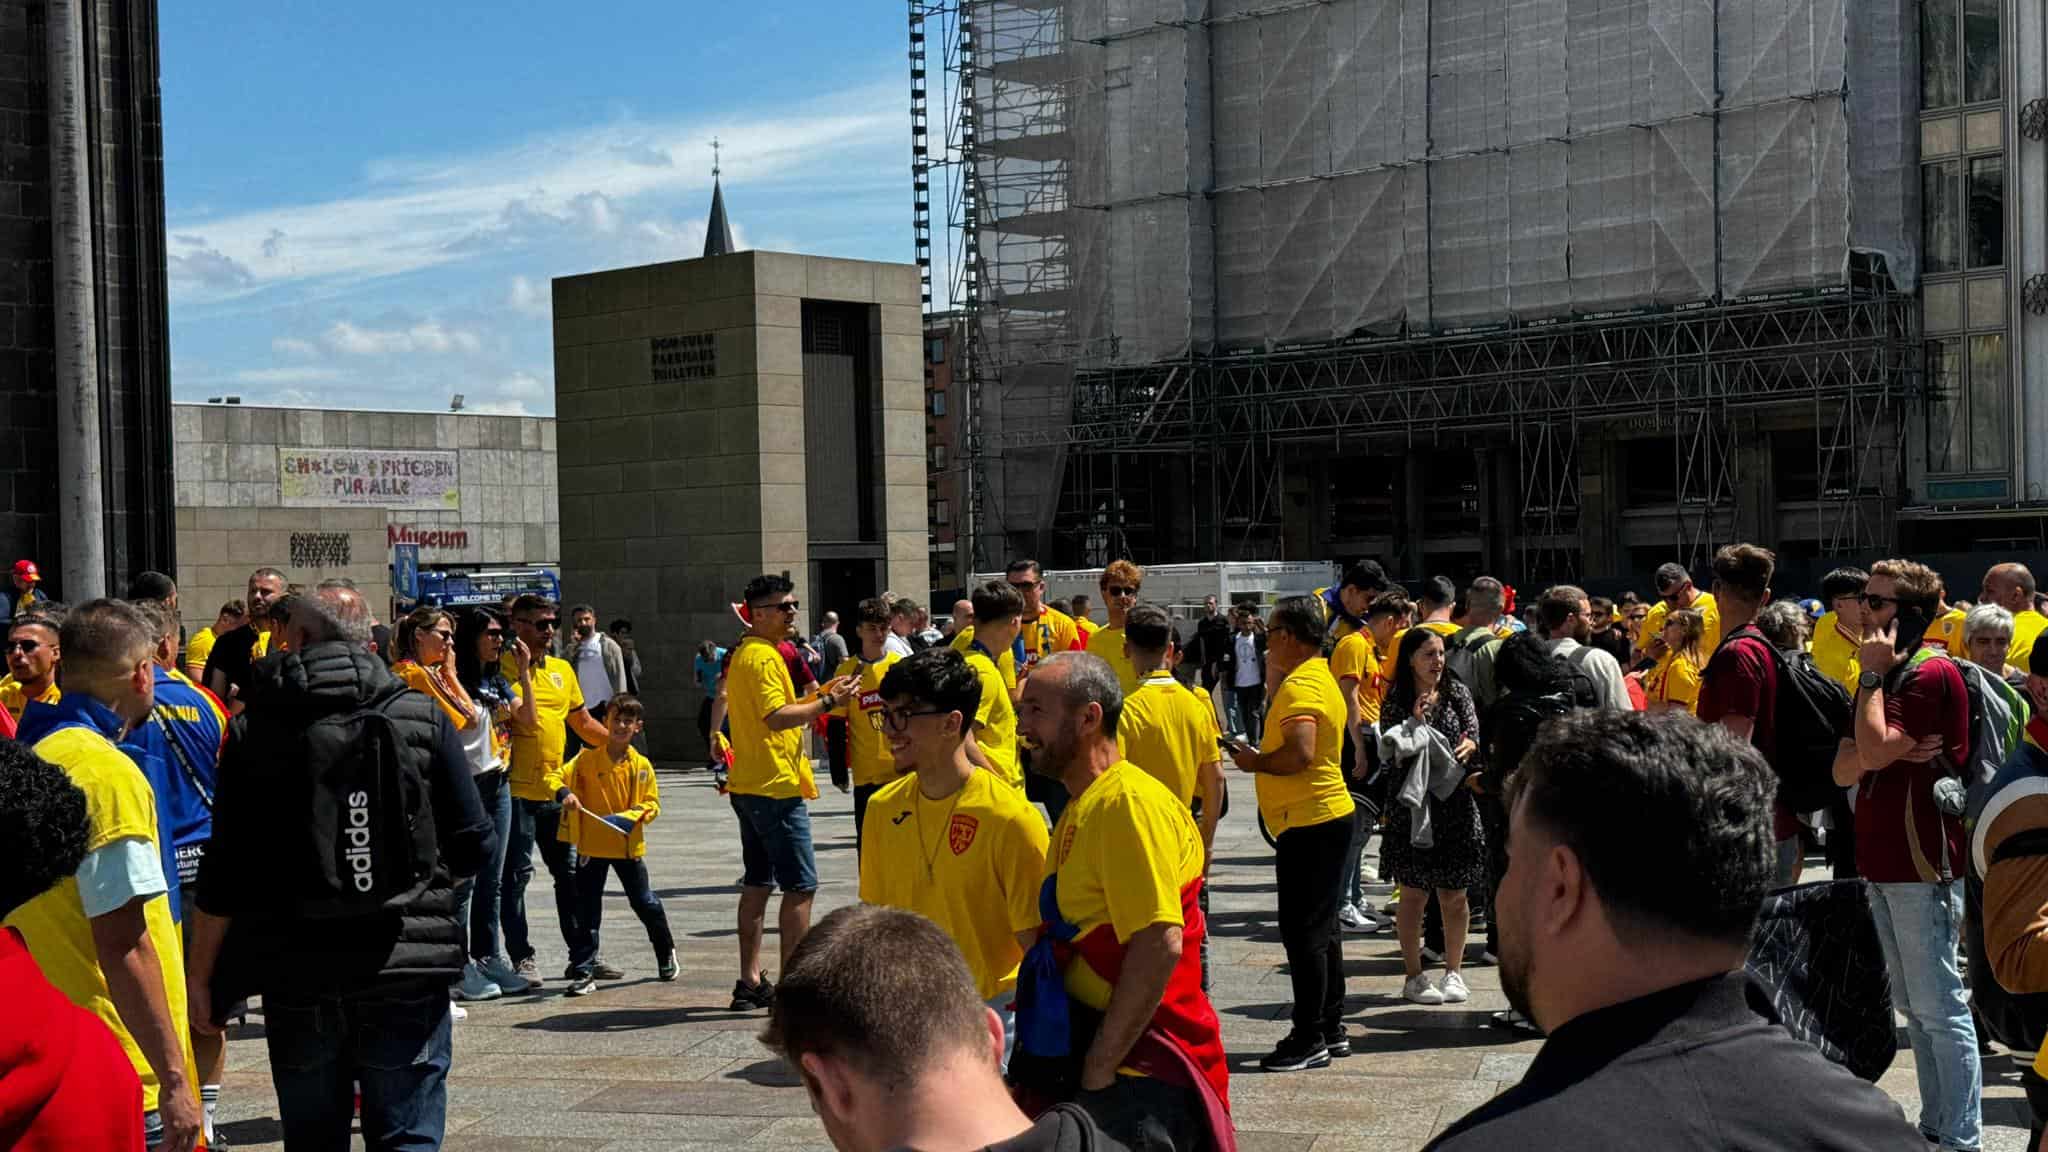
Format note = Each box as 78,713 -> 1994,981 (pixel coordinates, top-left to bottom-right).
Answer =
396,567 -> 561,615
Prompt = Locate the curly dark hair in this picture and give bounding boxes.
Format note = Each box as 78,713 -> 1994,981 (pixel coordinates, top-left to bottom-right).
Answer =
878,646 -> 984,725
0,740 -> 91,919
1492,631 -> 1575,698
1507,710 -> 1776,947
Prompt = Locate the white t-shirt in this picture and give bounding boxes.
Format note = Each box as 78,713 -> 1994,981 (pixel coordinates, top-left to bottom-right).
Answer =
884,634 -> 915,659
459,702 -> 500,775
574,635 -> 614,708
1234,633 -> 1262,688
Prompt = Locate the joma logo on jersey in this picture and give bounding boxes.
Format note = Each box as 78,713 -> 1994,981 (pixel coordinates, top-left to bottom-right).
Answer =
344,790 -> 374,891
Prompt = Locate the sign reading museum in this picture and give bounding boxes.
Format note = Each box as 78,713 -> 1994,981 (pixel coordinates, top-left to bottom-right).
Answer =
279,448 -> 461,510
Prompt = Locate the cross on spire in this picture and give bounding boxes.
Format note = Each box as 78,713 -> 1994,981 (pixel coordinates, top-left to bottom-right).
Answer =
711,136 -> 721,179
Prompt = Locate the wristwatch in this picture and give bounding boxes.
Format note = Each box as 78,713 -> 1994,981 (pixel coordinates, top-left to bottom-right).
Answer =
1858,670 -> 1882,692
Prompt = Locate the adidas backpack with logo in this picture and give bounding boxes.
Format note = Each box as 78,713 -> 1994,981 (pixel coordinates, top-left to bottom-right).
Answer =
291,681 -> 443,919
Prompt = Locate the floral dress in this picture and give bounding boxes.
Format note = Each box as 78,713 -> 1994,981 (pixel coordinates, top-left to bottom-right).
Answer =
1378,679 -> 1487,890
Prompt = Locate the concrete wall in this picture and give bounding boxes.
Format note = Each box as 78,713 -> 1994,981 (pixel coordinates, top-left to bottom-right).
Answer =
0,0 -> 177,597
554,249 -> 926,761
171,402 -> 559,634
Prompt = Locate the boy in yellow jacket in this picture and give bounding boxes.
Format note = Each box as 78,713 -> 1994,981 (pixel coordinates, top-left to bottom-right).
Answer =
557,695 -> 676,994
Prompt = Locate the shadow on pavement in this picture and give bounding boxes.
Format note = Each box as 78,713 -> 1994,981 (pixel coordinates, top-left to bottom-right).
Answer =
514,1005 -> 744,1032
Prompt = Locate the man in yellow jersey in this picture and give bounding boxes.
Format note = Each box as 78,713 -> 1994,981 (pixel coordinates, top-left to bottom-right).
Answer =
1984,563 -> 2048,671
726,574 -> 860,1011
1230,595 -> 1359,1072
1070,593 -> 1099,646
1117,604 -> 1225,865
1416,576 -> 1462,638
1810,567 -> 1868,692
1926,583 -> 1969,655
1636,562 -> 1721,667
1086,559 -> 1146,693
3,599 -> 203,1151
181,600 -> 245,683
2,612 -> 62,722
828,596 -> 905,856
502,594 -> 610,987
1328,592 -> 1403,935
1006,559 -> 1084,669
861,647 -> 1047,1065
961,581 -> 1026,788
1015,653 -> 1227,1151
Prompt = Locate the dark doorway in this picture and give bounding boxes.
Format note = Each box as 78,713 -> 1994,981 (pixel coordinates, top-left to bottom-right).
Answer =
809,557 -> 881,660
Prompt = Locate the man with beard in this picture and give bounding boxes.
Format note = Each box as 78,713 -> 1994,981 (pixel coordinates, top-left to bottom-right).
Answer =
1425,711 -> 1921,1150
1011,653 -> 1228,1152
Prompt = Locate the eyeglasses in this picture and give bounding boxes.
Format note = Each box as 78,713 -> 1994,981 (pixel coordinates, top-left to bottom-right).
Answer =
882,705 -> 951,731
1104,586 -> 1139,598
5,639 -> 42,654
753,600 -> 800,615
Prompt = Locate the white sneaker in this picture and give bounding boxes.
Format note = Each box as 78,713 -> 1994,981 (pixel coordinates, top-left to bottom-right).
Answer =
449,1002 -> 468,1021
1338,904 -> 1377,934
1440,971 -> 1470,1003
1403,973 -> 1445,1005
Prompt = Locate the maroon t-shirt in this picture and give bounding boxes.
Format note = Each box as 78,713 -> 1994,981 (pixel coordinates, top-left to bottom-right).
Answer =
1854,653 -> 1969,884
1698,631 -> 1797,839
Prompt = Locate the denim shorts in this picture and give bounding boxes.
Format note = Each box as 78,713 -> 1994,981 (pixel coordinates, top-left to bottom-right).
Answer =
731,794 -> 817,893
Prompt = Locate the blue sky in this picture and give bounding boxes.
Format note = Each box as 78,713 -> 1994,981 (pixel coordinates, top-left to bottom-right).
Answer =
162,1 -> 912,415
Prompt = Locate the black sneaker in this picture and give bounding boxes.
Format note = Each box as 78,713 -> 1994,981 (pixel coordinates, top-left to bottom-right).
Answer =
1259,1030 -> 1330,1073
569,960 -> 627,981
657,952 -> 679,982
566,972 -> 597,997
1323,1028 -> 1352,1058
730,977 -> 774,1011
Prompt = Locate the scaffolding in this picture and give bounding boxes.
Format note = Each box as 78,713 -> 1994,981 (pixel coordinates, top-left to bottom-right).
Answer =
920,0 -> 1923,578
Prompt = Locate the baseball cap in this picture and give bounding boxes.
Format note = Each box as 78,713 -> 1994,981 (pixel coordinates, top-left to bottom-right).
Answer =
11,560 -> 39,582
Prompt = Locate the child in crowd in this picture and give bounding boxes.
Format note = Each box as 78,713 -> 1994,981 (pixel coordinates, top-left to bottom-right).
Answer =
557,694 -> 677,994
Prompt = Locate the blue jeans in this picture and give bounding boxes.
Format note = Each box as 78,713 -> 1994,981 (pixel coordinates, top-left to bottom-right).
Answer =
265,980 -> 452,1152
462,771 -> 512,961
1867,881 -> 1981,1150
504,797 -> 578,964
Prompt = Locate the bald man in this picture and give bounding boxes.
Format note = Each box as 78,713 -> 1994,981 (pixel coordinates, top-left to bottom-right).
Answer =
1982,564 -> 2048,671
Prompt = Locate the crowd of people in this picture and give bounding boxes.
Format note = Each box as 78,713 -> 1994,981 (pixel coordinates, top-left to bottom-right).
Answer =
13,544 -> 2048,1151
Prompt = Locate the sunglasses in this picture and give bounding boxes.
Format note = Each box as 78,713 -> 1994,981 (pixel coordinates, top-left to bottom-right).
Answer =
1007,581 -> 1040,593
1105,586 -> 1139,598
882,705 -> 951,731
753,600 -> 800,614
525,617 -> 559,631
5,639 -> 42,654
1861,593 -> 1903,609
428,628 -> 454,641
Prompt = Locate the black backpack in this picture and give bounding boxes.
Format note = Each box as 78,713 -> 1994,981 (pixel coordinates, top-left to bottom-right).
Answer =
288,682 -> 441,919
1555,645 -> 1600,709
1444,626 -> 1499,694
1722,625 -> 1851,815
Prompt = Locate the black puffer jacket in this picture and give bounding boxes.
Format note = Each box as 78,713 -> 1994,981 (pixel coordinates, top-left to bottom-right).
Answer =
197,642 -> 493,996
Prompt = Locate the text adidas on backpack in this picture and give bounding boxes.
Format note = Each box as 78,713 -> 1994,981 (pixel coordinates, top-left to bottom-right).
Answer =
345,789 -> 374,892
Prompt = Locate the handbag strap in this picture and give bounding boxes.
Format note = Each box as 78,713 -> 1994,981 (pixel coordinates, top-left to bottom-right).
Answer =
150,708 -> 214,812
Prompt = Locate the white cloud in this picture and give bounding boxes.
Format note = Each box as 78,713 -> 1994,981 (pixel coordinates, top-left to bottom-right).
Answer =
164,83 -> 902,303
272,336 -> 318,357
507,275 -> 551,318
497,371 -> 546,400
232,366 -> 343,384
322,320 -> 482,357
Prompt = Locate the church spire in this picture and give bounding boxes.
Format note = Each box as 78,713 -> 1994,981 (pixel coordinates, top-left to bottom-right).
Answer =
704,137 -> 735,258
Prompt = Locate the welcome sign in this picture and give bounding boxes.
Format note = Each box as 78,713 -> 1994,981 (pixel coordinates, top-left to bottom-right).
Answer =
279,448 -> 461,510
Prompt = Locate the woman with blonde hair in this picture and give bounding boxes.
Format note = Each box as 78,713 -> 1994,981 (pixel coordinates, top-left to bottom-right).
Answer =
1644,607 -> 1705,714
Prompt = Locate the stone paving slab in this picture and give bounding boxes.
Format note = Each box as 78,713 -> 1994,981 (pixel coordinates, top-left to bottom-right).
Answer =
212,767 -> 2034,1150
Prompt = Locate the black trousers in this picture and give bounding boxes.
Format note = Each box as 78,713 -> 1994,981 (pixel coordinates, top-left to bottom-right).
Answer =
2025,1063 -> 2048,1152
1478,791 -> 1508,957
1275,815 -> 1352,1034
853,783 -> 882,859
1077,1076 -> 1204,1152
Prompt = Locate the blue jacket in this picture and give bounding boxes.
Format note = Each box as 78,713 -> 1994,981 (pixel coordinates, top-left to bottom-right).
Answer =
140,667 -> 226,856
18,693 -> 184,922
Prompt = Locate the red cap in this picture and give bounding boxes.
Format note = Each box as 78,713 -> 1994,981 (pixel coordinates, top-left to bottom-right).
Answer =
11,560 -> 39,582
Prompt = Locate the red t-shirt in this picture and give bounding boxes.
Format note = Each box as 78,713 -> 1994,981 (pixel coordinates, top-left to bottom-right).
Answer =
1854,653 -> 1970,884
1698,631 -> 1797,839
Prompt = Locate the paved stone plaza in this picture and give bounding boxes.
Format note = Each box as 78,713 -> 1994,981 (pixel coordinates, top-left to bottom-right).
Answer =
215,767 -> 2038,1150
